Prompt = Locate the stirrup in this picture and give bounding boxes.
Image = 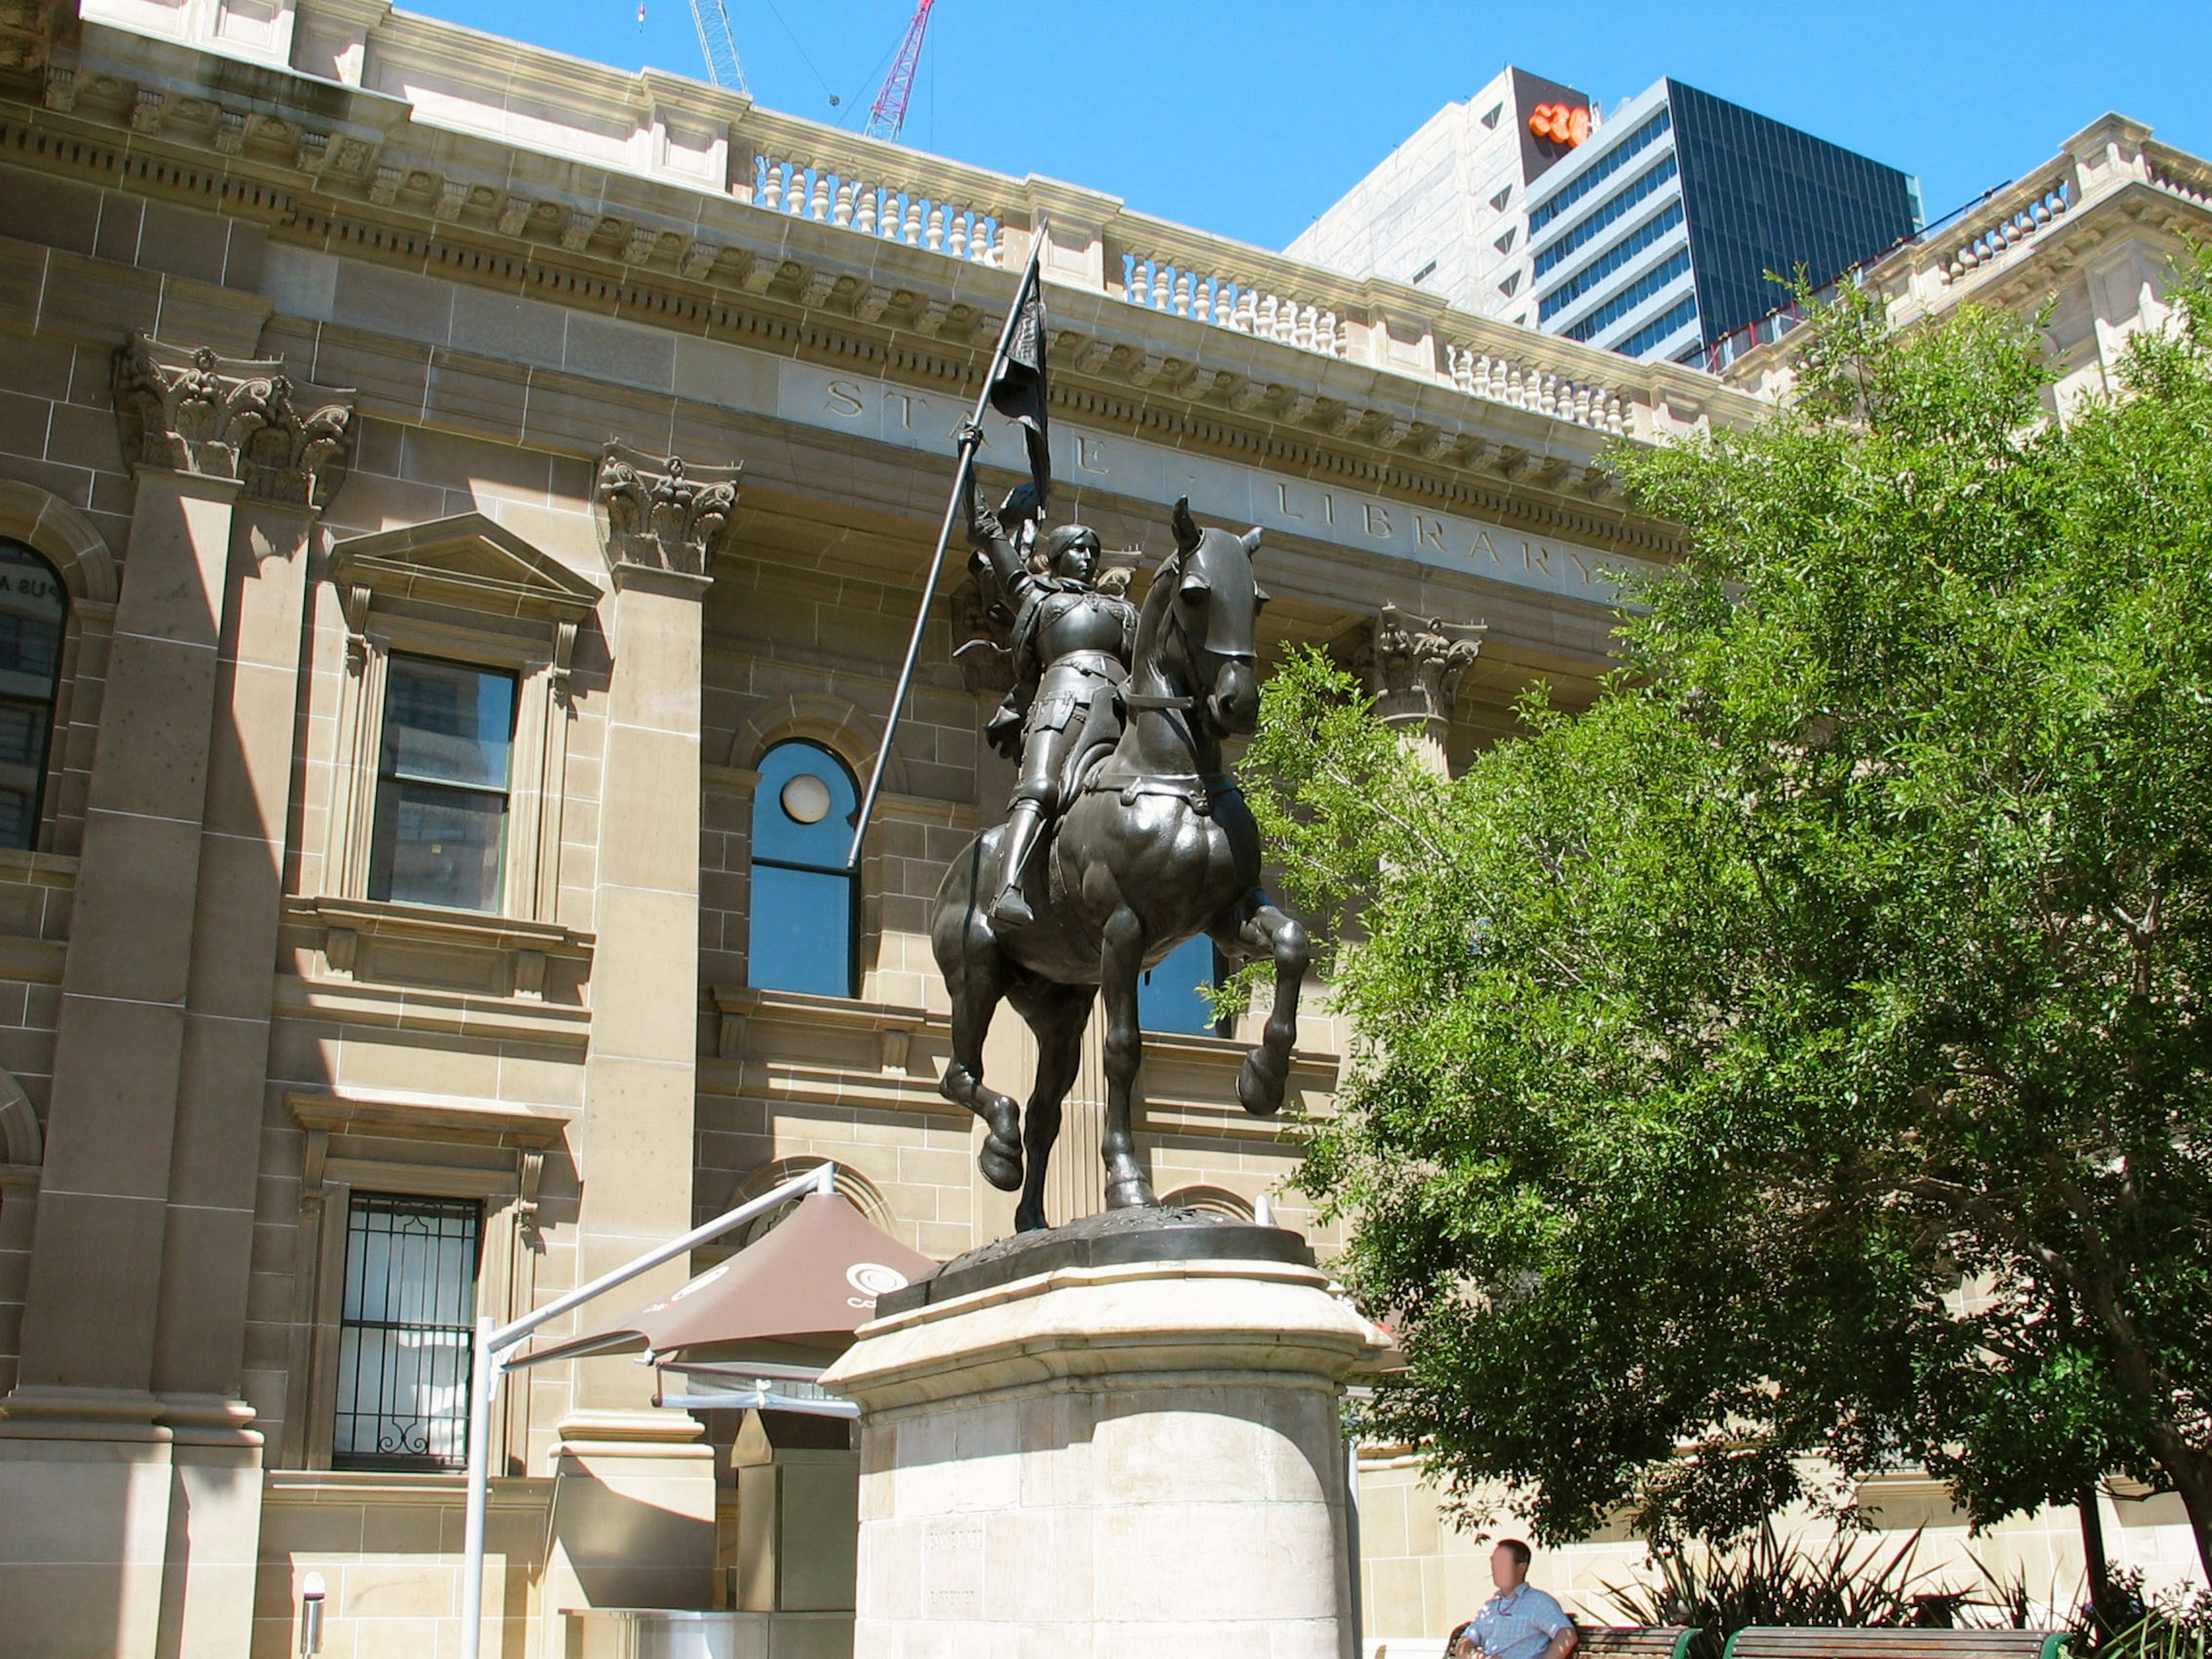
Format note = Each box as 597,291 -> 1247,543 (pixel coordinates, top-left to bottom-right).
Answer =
987,887 -> 1036,930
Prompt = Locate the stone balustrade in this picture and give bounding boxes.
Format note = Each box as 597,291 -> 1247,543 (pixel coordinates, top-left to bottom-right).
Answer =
1445,343 -> 1628,434
64,0 -> 1760,444
1938,166 -> 2073,285
1105,237 -> 1347,359
2144,142 -> 2212,212
738,112 -> 1012,267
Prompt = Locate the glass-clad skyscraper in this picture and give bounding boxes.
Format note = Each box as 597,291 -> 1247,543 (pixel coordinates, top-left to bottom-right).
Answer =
1525,79 -> 1922,364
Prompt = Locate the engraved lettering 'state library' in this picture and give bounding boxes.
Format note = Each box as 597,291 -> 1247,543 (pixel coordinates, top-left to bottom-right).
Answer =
0,0 -> 2206,1653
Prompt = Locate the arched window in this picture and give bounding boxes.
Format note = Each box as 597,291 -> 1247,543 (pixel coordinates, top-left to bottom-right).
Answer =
0,539 -> 66,851
749,740 -> 858,998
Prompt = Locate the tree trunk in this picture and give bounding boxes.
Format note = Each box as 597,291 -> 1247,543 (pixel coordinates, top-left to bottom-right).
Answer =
2151,1437 -> 2212,1593
2077,1486 -> 2115,1635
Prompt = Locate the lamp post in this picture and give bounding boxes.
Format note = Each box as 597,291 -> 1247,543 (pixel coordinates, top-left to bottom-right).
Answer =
299,1571 -> 326,1656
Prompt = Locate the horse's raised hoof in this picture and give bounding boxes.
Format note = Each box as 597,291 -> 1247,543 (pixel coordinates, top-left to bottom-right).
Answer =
978,1134 -> 1022,1192
1104,1176 -> 1157,1210
1236,1052 -> 1287,1117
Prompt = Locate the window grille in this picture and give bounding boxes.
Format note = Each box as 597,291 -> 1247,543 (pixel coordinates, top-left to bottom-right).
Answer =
369,657 -> 517,913
334,1193 -> 482,1471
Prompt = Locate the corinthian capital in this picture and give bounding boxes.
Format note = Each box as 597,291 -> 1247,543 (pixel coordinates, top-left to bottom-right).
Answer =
594,441 -> 740,590
113,332 -> 357,509
1358,603 -> 1487,772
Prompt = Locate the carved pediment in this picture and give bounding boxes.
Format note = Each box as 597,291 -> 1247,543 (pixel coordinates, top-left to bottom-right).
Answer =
330,512 -> 603,622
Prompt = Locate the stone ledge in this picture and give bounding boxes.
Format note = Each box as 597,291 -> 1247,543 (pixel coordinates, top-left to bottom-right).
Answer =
285,1087 -> 577,1149
822,1255 -> 1389,1414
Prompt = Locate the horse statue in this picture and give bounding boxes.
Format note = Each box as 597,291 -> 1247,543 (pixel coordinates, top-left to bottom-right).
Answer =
932,497 -> 1309,1230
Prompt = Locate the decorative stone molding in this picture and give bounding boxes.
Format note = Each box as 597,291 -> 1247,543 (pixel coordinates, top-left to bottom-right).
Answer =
594,442 -> 740,590
329,512 -> 601,639
1359,603 -> 1487,771
112,333 -> 357,510
0,479 -> 118,604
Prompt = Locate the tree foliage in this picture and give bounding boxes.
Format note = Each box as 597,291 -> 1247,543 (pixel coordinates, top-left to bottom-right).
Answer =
1244,259 -> 2212,1575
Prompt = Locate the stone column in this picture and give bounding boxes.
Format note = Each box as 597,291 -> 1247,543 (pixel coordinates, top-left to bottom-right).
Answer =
1358,603 -> 1486,775
822,1234 -> 1390,1657
0,334 -> 349,1656
156,374 -> 354,1658
544,444 -> 738,1618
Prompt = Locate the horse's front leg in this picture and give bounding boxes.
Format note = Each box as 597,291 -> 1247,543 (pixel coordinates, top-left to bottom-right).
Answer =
1214,897 -> 1309,1118
1013,984 -> 1093,1232
1097,905 -> 1157,1209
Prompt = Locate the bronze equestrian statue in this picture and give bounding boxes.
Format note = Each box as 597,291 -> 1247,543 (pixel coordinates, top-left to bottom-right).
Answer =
933,490 -> 1310,1232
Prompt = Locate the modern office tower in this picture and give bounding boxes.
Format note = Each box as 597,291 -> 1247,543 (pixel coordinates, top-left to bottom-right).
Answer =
1525,79 -> 1922,363
1287,66 -> 1593,325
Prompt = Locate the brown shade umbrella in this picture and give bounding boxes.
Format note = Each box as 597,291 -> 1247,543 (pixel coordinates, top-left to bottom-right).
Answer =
512,1191 -> 936,1372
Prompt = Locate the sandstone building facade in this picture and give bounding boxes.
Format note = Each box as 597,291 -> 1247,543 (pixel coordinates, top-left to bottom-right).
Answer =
0,0 -> 2196,1655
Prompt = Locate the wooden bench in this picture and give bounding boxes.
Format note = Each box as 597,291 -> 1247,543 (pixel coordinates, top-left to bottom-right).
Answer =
1722,1628 -> 2069,1659
1396,1630 -> 1700,1659
1582,1627 -> 1704,1659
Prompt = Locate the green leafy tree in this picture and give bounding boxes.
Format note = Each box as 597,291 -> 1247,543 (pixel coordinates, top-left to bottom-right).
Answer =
1244,261 -> 2212,1580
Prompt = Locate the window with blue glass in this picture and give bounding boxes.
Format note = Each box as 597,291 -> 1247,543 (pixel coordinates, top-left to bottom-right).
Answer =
0,539 -> 65,852
1562,250 -> 1692,343
749,741 -> 858,997
1139,933 -> 1226,1037
1532,154 -> 1679,278
370,657 -> 516,912
1537,201 -> 1685,323
1612,294 -> 1702,359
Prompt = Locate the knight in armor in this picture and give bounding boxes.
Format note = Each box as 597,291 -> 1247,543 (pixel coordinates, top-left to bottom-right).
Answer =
961,449 -> 1138,931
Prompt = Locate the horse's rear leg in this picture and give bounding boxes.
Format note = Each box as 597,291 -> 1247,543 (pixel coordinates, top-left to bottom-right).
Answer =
940,939 -> 1023,1192
1012,984 -> 1094,1233
1098,906 -> 1157,1209
1213,899 -> 1309,1118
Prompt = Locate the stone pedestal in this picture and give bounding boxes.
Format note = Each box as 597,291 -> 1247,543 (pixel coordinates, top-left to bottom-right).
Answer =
820,1214 -> 1389,1658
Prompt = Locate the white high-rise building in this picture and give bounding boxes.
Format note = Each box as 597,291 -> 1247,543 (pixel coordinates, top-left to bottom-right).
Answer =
1286,66 -> 1593,325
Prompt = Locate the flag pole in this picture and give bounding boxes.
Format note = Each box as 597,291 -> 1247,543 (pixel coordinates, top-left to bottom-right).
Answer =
846,220 -> 1048,872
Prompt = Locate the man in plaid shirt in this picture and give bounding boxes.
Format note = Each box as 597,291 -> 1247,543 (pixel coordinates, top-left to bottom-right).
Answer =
1449,1540 -> 1580,1659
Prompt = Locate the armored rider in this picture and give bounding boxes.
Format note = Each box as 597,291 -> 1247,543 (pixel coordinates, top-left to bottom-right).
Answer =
960,437 -> 1138,930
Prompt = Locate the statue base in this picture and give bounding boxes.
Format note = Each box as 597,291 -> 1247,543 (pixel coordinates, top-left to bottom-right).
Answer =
820,1212 -> 1389,1656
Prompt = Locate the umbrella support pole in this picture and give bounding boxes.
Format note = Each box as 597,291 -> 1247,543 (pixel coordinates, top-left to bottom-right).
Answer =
459,1161 -> 838,1659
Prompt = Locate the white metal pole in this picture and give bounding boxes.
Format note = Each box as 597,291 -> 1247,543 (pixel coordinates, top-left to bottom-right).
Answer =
460,1315 -> 496,1659
457,1160 -> 838,1659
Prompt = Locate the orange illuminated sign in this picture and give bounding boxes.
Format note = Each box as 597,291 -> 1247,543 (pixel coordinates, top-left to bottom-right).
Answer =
1529,103 -> 1592,147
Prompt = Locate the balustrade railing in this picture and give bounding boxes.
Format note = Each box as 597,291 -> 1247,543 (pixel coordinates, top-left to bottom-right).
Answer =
2145,143 -> 2212,210
1111,248 -> 1344,358
1445,344 -> 1627,434
709,109 -> 1738,433
747,151 -> 1006,265
1939,171 -> 2072,284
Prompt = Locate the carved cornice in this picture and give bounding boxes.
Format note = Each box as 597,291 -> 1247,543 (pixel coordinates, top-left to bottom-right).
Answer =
594,442 -> 740,591
2,84 -> 1688,556
112,332 -> 356,509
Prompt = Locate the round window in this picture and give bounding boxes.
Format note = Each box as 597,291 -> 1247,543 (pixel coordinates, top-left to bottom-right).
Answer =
780,771 -> 832,825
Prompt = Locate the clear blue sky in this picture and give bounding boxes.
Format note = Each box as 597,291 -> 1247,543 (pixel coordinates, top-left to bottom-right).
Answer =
415,0 -> 2212,252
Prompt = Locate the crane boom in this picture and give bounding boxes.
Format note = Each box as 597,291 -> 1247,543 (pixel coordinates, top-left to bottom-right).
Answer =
863,0 -> 936,142
688,0 -> 748,93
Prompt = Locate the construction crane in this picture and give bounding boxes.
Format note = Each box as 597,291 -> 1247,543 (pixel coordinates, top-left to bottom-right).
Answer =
688,0 -> 749,93
863,0 -> 936,142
